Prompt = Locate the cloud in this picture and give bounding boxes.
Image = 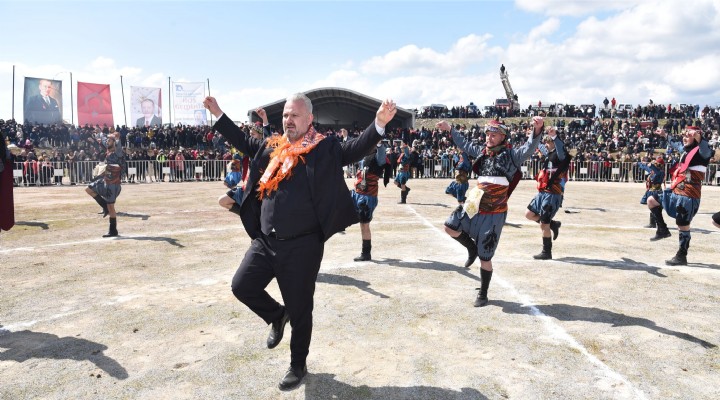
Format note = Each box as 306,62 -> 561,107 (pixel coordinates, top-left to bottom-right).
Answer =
360,34 -> 495,76
515,0 -> 641,17
528,17 -> 560,41
665,54 -> 720,93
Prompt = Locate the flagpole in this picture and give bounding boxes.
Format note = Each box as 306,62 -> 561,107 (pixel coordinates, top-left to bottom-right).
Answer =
11,65 -> 15,121
70,72 -> 74,125
207,78 -> 212,125
120,75 -> 127,127
168,77 -> 172,126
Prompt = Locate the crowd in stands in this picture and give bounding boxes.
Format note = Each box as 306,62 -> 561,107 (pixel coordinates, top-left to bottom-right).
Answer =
2,99 -> 719,186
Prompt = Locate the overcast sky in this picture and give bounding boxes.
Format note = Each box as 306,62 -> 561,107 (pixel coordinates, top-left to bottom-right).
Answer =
1,0 -> 719,126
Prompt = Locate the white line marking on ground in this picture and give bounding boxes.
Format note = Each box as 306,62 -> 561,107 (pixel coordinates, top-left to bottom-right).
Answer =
0,225 -> 242,254
0,310 -> 86,332
403,205 -> 648,399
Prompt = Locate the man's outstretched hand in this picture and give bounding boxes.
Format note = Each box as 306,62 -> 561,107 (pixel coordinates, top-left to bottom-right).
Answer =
203,96 -> 223,119
376,99 -> 397,128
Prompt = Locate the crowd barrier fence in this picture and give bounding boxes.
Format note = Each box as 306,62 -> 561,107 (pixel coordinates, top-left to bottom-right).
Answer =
11,160 -> 720,187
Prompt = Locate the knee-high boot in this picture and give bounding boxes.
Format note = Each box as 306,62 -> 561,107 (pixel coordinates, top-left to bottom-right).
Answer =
353,240 -> 372,261
666,231 -> 690,265
644,213 -> 656,228
103,217 -> 118,237
533,237 -> 552,260
649,206 -> 671,241
452,232 -> 477,268
474,268 -> 492,307
93,195 -> 109,218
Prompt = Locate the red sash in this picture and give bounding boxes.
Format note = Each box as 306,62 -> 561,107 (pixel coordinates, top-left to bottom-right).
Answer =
669,146 -> 699,190
536,169 -> 549,191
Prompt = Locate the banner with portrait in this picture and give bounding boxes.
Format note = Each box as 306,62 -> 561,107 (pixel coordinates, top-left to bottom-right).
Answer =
131,86 -> 163,128
23,77 -> 63,125
172,82 -> 206,126
77,82 -> 114,127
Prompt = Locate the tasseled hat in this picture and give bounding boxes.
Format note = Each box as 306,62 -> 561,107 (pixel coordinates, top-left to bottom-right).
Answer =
485,119 -> 508,136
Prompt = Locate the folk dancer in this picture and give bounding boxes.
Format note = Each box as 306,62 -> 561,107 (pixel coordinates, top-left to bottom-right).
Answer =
85,131 -> 124,237
524,126 -> 568,260
351,142 -> 392,261
655,127 -> 712,265
219,110 -> 271,216
637,156 -> 666,228
438,117 -> 544,307
394,142 -> 412,203
445,150 -> 472,205
218,152 -> 248,215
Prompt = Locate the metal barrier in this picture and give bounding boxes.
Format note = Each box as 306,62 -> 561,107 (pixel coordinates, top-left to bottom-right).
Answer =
11,160 -> 720,186
12,160 -> 233,186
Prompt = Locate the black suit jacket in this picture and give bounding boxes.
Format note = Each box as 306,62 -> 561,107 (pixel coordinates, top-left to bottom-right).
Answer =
136,115 -> 162,128
214,114 -> 382,241
25,95 -> 61,124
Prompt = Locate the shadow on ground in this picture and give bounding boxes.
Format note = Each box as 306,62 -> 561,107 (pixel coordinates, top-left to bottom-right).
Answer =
492,300 -> 716,348
317,273 -> 389,299
0,326 -> 128,379
116,236 -> 184,247
374,258 -> 479,282
14,221 -> 49,230
304,373 -> 488,400
555,256 -> 667,277
116,212 -> 150,221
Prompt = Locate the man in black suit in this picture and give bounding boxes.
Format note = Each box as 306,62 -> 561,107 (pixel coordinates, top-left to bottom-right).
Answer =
25,79 -> 61,125
135,98 -> 162,128
204,93 -> 396,391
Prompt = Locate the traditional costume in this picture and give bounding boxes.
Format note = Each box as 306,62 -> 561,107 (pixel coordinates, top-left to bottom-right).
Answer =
350,144 -> 391,261
394,146 -> 412,203
637,157 -> 665,228
444,119 -> 542,306
445,151 -> 471,204
657,127 -> 712,265
87,136 -> 125,237
526,133 -> 568,260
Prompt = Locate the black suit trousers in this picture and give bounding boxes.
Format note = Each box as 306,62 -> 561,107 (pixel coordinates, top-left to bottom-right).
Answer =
231,232 -> 324,367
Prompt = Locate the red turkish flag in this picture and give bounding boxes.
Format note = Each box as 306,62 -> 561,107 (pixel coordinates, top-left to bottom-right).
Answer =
77,82 -> 114,127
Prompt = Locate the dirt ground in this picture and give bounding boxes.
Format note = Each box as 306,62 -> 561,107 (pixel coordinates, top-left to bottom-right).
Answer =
1,178 -> 719,400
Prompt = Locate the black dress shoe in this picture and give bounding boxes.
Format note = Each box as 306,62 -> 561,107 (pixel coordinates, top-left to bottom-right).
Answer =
278,365 -> 307,391
267,309 -> 290,349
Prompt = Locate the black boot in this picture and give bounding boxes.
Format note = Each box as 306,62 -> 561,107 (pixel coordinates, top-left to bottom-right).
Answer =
229,203 -> 241,217
533,237 -> 552,260
649,206 -> 671,241
452,232 -> 477,268
93,195 -> 109,218
644,213 -> 657,229
398,189 -> 407,204
666,231 -> 690,265
103,217 -> 118,237
665,249 -> 687,266
474,268 -> 492,307
354,240 -> 372,261
550,220 -> 561,240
